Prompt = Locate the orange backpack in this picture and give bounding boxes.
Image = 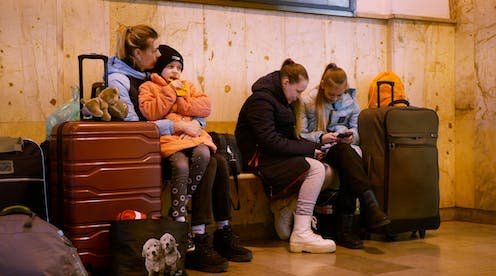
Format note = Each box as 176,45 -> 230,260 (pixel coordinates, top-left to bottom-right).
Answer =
368,71 -> 409,108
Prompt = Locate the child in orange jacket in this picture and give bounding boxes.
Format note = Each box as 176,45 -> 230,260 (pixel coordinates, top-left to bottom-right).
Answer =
139,45 -> 216,231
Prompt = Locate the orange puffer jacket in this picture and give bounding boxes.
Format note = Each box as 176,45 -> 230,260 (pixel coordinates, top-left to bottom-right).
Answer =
139,73 -> 216,157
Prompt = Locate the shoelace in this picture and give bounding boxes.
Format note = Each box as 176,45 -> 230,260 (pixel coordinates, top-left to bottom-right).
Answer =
222,228 -> 241,246
197,240 -> 220,258
311,216 -> 318,231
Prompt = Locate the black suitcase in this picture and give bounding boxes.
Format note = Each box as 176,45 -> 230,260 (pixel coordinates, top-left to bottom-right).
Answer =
358,81 -> 440,238
0,137 -> 49,221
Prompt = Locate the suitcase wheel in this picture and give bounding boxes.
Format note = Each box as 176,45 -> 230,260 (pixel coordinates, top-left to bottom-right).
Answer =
419,229 -> 426,239
410,229 -> 426,239
385,233 -> 398,242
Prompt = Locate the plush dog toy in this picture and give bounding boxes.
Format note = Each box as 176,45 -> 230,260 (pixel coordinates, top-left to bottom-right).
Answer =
81,87 -> 128,121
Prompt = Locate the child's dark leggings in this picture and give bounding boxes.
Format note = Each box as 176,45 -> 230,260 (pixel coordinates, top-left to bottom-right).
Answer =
168,144 -> 210,219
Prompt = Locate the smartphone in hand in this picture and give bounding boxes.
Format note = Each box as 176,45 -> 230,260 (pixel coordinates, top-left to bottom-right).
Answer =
337,132 -> 352,138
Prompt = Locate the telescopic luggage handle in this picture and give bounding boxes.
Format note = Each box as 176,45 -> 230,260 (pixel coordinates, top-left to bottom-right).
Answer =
376,80 -> 410,108
376,81 -> 394,108
77,54 -> 108,109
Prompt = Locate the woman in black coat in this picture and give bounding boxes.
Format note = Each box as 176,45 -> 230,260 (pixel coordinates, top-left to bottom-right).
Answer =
235,58 -> 335,253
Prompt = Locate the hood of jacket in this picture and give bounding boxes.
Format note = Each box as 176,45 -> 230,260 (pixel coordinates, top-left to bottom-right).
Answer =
108,56 -> 148,80
251,71 -> 288,106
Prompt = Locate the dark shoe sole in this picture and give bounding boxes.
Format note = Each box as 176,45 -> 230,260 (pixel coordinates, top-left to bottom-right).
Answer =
186,261 -> 228,273
226,252 -> 253,262
368,218 -> 391,229
336,241 -> 364,249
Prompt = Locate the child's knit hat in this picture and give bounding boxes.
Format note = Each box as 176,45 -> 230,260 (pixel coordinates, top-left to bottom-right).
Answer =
153,44 -> 184,73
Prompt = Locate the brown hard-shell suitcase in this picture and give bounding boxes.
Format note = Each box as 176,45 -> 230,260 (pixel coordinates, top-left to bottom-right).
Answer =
49,54 -> 162,271
50,121 -> 162,271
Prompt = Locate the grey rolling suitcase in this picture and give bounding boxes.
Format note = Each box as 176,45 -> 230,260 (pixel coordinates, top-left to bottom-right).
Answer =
358,81 -> 440,238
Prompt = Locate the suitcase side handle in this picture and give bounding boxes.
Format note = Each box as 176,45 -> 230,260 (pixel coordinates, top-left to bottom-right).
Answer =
0,205 -> 35,217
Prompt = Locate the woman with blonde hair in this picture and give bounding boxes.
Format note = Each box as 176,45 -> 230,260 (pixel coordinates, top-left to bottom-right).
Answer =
108,24 -> 202,137
108,25 -> 251,273
298,63 -> 390,249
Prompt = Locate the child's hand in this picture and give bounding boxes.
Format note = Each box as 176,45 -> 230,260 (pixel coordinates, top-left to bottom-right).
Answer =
170,80 -> 188,97
170,79 -> 184,90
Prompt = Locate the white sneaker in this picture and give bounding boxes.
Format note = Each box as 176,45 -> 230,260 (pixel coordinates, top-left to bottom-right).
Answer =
270,196 -> 297,240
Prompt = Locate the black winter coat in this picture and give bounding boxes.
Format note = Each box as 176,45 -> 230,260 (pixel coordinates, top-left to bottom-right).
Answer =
235,71 -> 317,198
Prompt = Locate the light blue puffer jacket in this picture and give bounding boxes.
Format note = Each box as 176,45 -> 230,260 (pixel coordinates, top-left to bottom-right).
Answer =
298,87 -> 362,154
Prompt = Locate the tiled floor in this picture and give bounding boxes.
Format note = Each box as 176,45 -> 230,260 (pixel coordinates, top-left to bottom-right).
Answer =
187,221 -> 496,275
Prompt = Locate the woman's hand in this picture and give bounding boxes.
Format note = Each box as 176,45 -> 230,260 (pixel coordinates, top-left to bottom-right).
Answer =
337,134 -> 353,144
321,132 -> 338,144
314,149 -> 325,161
336,130 -> 353,144
174,120 -> 202,137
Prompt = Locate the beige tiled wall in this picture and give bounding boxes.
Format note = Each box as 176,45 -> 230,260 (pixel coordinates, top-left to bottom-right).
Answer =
1,0 -> 493,214
451,0 -> 496,211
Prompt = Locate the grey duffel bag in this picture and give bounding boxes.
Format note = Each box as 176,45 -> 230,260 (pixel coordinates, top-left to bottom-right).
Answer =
0,205 -> 87,275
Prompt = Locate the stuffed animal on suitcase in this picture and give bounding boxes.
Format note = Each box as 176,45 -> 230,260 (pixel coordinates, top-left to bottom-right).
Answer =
359,75 -> 440,240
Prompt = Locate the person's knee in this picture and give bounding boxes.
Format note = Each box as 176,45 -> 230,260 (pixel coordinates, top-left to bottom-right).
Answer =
195,144 -> 211,161
171,157 -> 189,175
334,143 -> 353,153
306,157 -> 325,176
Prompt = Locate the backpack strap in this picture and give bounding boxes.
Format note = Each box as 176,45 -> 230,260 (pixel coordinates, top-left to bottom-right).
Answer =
226,143 -> 241,211
209,132 -> 241,210
230,167 -> 241,211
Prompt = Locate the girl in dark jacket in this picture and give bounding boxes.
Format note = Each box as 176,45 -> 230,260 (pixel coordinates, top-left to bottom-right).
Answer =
235,58 -> 335,253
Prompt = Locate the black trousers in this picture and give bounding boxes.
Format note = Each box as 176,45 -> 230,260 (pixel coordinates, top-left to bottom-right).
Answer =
325,143 -> 371,214
191,152 -> 231,226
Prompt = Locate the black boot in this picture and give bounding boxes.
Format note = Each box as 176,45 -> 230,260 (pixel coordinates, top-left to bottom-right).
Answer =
336,214 -> 363,249
359,190 -> 391,229
214,225 -> 253,262
185,233 -> 228,273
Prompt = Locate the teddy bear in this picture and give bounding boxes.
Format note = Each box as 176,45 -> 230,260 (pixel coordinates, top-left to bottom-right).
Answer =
81,86 -> 128,121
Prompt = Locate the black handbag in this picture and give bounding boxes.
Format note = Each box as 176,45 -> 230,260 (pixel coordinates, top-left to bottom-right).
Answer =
110,218 -> 188,276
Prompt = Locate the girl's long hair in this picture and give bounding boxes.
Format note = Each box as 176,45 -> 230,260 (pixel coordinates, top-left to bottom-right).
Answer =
314,63 -> 348,131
